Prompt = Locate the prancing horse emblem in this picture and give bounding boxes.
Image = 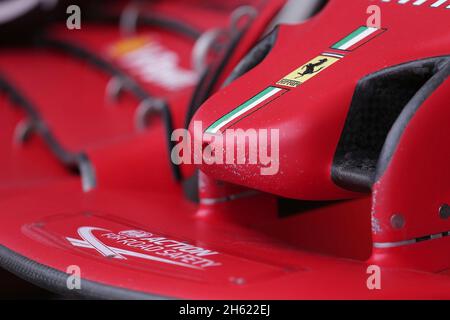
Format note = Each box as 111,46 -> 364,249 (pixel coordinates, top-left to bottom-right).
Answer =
295,58 -> 328,78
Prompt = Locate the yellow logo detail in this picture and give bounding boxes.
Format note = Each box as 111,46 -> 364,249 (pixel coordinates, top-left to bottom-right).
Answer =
276,55 -> 341,88
109,36 -> 151,58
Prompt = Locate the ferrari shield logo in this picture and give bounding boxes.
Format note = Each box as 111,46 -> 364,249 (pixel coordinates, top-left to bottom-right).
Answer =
276,53 -> 342,88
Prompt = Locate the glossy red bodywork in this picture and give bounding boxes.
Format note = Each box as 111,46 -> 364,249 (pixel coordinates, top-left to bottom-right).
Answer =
0,0 -> 449,299
192,0 -> 450,200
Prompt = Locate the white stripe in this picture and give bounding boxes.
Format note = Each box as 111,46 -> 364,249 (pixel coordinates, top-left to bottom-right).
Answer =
398,0 -> 411,4
67,238 -> 93,248
373,231 -> 449,248
431,0 -> 447,7
209,87 -> 282,134
200,190 -> 259,205
322,52 -> 344,59
430,233 -> 443,239
413,0 -> 428,5
373,239 -> 416,248
339,27 -> 378,50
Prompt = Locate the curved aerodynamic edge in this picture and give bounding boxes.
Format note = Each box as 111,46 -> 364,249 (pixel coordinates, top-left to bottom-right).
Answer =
0,74 -> 97,192
223,26 -> 279,87
37,37 -> 182,181
375,57 -> 450,182
332,56 -> 450,192
0,245 -> 173,300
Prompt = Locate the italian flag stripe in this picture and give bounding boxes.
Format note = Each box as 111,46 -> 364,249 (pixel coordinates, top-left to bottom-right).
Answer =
206,86 -> 284,134
332,26 -> 381,51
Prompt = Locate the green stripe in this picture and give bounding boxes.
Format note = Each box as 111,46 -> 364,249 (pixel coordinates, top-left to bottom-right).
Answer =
206,86 -> 277,133
332,26 -> 368,49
